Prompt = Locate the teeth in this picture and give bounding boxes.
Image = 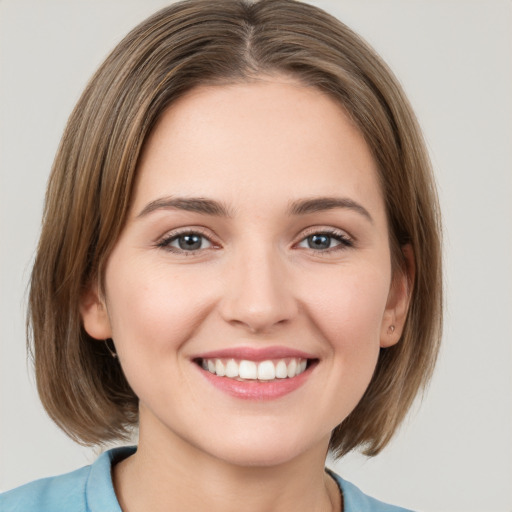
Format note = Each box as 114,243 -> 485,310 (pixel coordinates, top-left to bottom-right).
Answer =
200,357 -> 309,381
275,360 -> 288,379
239,360 -> 257,379
258,360 -> 275,380
287,359 -> 297,378
225,359 -> 239,378
215,359 -> 226,377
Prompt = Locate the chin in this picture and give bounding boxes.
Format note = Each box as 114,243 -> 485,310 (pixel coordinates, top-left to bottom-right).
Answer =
213,444 -> 307,468
194,425 -> 329,469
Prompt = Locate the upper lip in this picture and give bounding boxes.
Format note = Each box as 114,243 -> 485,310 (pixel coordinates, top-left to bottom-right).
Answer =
192,346 -> 318,362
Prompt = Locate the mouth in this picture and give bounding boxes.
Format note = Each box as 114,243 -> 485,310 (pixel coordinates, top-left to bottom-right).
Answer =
194,356 -> 316,382
192,347 -> 319,399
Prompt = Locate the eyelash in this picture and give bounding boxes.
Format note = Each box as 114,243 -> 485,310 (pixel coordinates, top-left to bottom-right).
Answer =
156,227 -> 216,255
297,228 -> 354,253
155,227 -> 354,255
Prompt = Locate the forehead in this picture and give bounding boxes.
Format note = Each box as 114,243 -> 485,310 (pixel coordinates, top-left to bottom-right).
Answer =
132,78 -> 384,220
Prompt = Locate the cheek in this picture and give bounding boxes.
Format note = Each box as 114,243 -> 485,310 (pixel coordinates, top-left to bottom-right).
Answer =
303,265 -> 391,362
301,267 -> 391,421
103,260 -> 220,406
105,260 -> 214,355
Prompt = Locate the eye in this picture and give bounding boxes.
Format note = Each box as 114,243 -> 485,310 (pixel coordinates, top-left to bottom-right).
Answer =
157,231 -> 213,253
297,230 -> 353,251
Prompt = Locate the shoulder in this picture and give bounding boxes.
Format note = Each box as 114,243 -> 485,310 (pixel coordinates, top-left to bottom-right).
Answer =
327,469 -> 415,512
0,446 -> 135,512
0,464 -> 91,512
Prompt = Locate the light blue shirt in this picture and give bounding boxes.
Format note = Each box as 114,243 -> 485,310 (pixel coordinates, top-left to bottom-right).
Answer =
0,446 -> 413,511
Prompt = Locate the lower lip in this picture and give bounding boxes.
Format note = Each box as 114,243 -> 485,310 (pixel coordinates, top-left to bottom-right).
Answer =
196,363 -> 314,400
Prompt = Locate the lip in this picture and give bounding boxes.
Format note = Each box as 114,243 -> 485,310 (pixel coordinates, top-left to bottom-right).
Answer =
191,346 -> 319,400
192,346 -> 317,362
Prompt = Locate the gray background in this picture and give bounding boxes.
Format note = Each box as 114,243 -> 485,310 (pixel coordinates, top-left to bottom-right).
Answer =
1,1 -> 511,510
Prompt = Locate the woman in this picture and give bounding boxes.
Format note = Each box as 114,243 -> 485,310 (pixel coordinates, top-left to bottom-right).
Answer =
1,1 -> 442,510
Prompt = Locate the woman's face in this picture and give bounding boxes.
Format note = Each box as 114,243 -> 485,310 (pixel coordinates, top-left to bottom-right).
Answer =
83,78 -> 408,466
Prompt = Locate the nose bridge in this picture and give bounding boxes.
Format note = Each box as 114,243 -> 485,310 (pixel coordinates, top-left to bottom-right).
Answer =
220,239 -> 297,333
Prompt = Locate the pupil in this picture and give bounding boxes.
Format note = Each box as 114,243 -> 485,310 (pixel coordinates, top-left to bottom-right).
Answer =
179,234 -> 202,250
309,234 -> 330,250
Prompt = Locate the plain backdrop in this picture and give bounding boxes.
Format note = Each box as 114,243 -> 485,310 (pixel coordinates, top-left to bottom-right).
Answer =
1,1 -> 511,511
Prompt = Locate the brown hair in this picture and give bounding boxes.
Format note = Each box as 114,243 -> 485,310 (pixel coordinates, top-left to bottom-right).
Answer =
28,0 -> 442,457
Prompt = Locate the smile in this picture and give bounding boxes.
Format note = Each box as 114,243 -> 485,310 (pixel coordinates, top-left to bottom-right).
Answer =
198,357 -> 308,381
193,347 -> 318,400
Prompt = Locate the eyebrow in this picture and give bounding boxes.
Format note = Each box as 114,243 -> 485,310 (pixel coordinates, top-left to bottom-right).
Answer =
287,197 -> 373,222
137,195 -> 372,222
137,196 -> 233,218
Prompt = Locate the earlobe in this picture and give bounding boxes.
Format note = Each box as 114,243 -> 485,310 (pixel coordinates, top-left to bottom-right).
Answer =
380,244 -> 415,348
80,283 -> 112,340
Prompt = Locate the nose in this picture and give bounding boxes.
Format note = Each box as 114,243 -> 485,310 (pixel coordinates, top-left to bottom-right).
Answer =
219,246 -> 298,334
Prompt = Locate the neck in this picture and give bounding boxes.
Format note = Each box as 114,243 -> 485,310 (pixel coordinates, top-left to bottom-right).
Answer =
113,416 -> 340,512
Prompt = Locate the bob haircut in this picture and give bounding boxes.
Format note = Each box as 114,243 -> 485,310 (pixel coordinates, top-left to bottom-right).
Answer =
29,0 -> 442,457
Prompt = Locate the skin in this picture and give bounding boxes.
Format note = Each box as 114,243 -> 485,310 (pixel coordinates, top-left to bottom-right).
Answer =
81,77 -> 411,512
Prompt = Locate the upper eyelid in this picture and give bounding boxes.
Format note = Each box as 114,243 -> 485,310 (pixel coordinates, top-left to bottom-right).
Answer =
156,227 -> 219,251
155,225 -> 354,248
293,227 -> 355,254
158,226 -> 216,241
295,226 -> 353,242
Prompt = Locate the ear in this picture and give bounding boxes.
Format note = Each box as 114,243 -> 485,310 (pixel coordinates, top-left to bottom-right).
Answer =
380,244 -> 415,348
80,282 -> 112,340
